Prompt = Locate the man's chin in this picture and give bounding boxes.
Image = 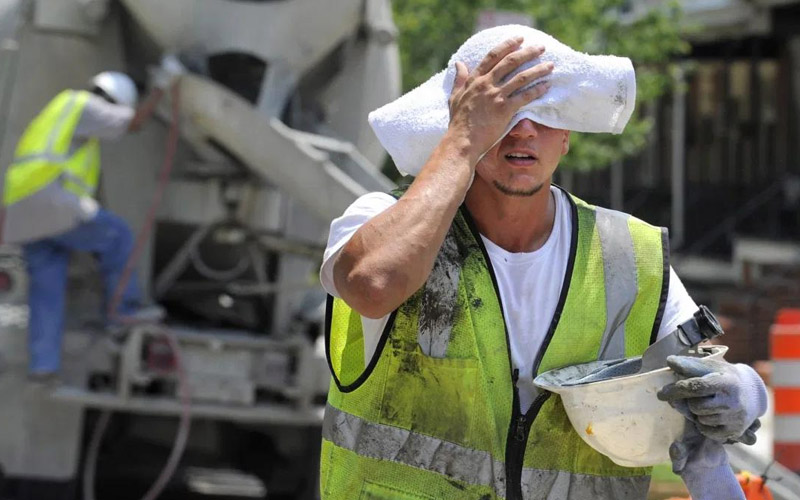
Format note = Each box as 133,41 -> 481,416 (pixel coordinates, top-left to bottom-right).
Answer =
492,180 -> 544,197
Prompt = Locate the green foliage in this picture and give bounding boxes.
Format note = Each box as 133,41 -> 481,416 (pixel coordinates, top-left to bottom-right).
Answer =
391,0 -> 690,171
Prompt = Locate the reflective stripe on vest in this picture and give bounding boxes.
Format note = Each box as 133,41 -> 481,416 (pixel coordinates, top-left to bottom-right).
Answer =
323,188 -> 668,500
324,404 -> 652,500
323,403 -> 507,496
595,207 -> 638,360
3,90 -> 99,205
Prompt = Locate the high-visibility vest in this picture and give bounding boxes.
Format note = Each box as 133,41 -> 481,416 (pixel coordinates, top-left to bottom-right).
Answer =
322,186 -> 669,499
3,90 -> 100,206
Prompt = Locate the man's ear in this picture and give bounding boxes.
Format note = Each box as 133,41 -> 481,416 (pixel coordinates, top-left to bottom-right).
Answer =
561,131 -> 571,155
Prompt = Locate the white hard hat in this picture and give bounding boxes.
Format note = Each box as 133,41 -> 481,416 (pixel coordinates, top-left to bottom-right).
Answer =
533,346 -> 729,467
90,71 -> 138,108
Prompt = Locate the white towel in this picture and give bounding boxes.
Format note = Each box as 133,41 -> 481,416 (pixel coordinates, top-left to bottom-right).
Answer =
368,24 -> 637,176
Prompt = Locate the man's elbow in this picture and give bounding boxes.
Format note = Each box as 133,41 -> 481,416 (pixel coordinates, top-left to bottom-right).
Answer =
334,267 -> 405,319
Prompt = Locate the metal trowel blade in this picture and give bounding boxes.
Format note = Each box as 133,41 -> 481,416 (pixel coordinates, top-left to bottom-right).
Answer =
638,329 -> 689,373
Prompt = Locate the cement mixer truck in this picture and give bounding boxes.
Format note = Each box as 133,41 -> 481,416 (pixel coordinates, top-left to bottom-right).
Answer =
0,0 -> 399,498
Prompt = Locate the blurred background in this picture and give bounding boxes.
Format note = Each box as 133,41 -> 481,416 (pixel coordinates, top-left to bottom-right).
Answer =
0,0 -> 798,499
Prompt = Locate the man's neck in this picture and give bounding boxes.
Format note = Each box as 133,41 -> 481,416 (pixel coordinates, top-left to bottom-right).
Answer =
464,178 -> 556,253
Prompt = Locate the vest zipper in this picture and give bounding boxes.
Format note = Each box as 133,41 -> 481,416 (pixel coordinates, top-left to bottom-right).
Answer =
505,370 -> 525,500
505,370 -> 551,500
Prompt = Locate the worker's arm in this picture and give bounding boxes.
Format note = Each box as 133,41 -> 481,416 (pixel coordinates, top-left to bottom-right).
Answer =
127,87 -> 165,132
333,37 -> 553,318
129,54 -> 186,132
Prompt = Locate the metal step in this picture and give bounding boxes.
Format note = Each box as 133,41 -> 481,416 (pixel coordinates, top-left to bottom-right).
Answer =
50,386 -> 324,426
184,467 -> 267,498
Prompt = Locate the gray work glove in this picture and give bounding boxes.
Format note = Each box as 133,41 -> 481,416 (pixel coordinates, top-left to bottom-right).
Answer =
151,54 -> 187,90
657,355 -> 767,443
670,424 -> 745,500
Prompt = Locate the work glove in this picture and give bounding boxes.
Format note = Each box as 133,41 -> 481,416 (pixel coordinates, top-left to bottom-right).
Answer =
657,355 -> 767,443
151,54 -> 187,91
670,424 -> 745,500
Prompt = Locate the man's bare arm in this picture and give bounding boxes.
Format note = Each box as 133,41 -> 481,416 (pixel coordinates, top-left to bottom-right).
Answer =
127,87 -> 165,132
333,37 -> 553,318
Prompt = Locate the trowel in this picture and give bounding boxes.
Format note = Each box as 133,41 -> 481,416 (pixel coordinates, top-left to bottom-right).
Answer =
638,305 -> 725,373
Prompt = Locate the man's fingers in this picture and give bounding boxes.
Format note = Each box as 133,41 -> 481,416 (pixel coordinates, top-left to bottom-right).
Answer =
474,37 -> 524,76
669,440 -> 689,474
696,412 -> 729,427
666,355 -> 717,378
687,395 -> 732,415
737,428 -> 758,446
509,81 -> 551,106
492,45 -> 546,83
696,423 -> 732,442
452,62 -> 469,94
658,374 -> 722,401
504,61 -> 554,96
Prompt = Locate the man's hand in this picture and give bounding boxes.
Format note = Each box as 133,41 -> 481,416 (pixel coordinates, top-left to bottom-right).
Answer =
151,54 -> 186,91
657,355 -> 767,443
447,37 -> 554,166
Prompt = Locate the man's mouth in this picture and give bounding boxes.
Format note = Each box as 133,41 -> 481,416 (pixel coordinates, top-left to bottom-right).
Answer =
504,152 -> 537,165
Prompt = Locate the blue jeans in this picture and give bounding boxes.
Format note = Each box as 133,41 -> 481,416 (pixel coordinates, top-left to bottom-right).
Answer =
23,208 -> 142,374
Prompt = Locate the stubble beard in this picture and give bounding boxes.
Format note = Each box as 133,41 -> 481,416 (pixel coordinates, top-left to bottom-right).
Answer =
492,180 -> 544,197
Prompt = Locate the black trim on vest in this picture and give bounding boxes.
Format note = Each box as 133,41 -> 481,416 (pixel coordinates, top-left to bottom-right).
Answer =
459,207 -> 515,373
531,185 -> 580,373
324,294 -> 399,393
649,227 -> 671,345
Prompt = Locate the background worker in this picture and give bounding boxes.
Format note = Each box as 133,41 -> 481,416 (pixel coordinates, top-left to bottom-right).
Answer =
319,26 -> 767,500
1,56 -> 184,381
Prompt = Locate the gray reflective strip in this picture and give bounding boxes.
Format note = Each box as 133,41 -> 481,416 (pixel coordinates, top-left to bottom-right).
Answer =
60,171 -> 92,195
12,152 -> 69,164
323,404 -> 507,497
46,93 -> 80,154
521,468 -> 650,500
418,229 -> 462,358
595,208 -> 638,361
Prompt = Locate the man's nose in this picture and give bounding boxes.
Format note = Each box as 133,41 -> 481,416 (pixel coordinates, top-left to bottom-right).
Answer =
508,118 -> 538,138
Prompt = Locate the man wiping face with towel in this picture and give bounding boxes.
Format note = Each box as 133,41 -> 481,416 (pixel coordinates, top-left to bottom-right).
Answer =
319,25 -> 766,500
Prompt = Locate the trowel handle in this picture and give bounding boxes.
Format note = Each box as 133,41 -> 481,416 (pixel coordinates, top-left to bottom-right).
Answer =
677,305 -> 725,347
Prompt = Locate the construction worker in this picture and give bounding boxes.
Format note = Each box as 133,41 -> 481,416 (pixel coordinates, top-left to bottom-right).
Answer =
319,26 -> 767,499
1,57 -> 184,382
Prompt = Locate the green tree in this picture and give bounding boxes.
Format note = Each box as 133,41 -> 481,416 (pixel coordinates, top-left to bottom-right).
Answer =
391,0 -> 689,171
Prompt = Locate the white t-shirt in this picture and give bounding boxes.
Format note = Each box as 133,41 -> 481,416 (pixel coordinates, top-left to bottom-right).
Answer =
320,187 -> 698,411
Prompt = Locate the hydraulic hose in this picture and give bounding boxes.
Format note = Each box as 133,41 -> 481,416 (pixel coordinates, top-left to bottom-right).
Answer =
84,81 -> 192,500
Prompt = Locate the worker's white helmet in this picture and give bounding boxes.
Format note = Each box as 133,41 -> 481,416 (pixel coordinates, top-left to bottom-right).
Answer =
90,71 -> 138,108
533,346 -> 728,467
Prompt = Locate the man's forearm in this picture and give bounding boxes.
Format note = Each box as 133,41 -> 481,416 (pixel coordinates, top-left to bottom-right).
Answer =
334,131 -> 475,318
127,88 -> 165,132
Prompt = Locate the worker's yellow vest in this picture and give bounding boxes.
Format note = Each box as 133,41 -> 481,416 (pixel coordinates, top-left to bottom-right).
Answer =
322,187 -> 669,500
3,90 -> 100,206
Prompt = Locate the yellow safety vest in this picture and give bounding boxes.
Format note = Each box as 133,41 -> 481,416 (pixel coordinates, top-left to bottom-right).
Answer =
3,90 -> 100,206
322,186 -> 669,499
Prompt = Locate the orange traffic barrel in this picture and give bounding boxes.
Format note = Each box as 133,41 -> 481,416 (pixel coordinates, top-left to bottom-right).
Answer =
771,308 -> 800,472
